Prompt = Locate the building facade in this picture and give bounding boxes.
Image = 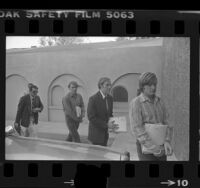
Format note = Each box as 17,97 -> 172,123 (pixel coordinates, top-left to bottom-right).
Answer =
6,38 -> 163,123
6,38 -> 190,160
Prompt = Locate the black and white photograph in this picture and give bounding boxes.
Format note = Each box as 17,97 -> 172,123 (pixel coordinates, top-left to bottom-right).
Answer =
5,36 -> 190,161
199,38 -> 200,161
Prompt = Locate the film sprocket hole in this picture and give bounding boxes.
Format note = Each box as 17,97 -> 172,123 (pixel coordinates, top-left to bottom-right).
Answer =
0,9 -> 199,188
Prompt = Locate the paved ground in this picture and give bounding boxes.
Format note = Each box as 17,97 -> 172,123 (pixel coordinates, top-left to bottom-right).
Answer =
6,120 -> 176,161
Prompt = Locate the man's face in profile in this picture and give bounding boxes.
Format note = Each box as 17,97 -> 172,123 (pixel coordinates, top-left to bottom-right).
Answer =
101,80 -> 111,95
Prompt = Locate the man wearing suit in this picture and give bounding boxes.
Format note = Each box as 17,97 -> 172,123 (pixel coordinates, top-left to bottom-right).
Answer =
14,84 -> 44,137
87,77 -> 119,146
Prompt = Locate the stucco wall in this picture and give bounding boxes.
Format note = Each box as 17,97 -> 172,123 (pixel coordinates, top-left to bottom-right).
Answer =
6,38 -> 190,160
6,39 -> 163,122
161,38 -> 190,161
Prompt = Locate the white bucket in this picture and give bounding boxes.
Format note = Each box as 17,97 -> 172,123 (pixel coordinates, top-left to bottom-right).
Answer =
145,123 -> 168,145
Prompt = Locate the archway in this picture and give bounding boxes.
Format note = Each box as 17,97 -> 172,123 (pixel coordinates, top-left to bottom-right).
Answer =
111,73 -> 140,127
112,85 -> 128,102
48,74 -> 86,122
112,73 -> 140,102
6,74 -> 28,120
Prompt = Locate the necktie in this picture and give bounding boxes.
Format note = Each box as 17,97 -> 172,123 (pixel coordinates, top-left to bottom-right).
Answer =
32,97 -> 35,112
105,96 -> 109,112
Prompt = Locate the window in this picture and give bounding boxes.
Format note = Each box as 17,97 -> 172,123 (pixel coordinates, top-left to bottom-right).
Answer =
112,86 -> 128,102
51,85 -> 64,106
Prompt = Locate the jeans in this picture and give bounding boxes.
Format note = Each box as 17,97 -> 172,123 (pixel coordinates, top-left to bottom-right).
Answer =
20,119 -> 37,137
65,117 -> 81,143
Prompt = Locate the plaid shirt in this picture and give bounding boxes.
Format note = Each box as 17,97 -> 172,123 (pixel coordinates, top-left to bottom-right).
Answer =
62,92 -> 85,122
129,93 -> 173,154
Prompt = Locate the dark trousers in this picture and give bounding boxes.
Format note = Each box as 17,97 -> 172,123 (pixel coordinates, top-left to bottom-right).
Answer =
92,132 -> 109,147
65,117 -> 81,143
136,140 -> 167,161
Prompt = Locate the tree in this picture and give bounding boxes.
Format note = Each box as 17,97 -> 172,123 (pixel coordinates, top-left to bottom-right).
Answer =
56,37 -> 85,45
115,37 -> 160,41
39,37 -> 85,47
40,37 -> 46,46
47,38 -> 54,46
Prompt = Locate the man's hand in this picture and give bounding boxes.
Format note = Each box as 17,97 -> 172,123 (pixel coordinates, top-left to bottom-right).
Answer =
164,141 -> 173,156
14,123 -> 21,135
112,124 -> 119,132
32,108 -> 41,113
153,146 -> 165,157
108,121 -> 119,133
108,121 -> 115,129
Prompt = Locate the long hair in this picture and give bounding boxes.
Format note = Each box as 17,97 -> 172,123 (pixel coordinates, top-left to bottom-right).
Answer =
137,88 -> 142,96
137,72 -> 157,96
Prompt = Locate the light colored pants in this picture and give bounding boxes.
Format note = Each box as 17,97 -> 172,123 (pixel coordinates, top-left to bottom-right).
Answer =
20,119 -> 37,138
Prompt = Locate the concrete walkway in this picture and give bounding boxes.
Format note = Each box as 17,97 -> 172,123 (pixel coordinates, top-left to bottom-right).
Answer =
6,120 -> 176,161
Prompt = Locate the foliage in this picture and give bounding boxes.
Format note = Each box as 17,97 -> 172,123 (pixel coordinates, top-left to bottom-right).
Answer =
39,37 -> 85,47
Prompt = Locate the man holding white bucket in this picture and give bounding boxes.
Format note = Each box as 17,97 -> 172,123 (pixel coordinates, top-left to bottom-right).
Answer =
129,72 -> 173,161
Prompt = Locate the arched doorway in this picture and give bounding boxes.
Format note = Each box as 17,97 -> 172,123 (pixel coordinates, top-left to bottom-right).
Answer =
48,74 -> 86,122
112,73 -> 140,103
111,73 -> 140,127
111,85 -> 129,115
6,74 -> 28,120
51,85 -> 65,107
112,86 -> 128,102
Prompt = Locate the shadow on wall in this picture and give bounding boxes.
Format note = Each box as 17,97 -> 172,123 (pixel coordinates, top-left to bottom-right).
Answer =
6,74 -> 29,120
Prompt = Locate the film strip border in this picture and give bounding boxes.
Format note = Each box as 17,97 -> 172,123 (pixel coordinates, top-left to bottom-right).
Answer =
0,10 -> 200,187
0,162 -> 199,187
0,17 -> 200,35
0,10 -> 199,35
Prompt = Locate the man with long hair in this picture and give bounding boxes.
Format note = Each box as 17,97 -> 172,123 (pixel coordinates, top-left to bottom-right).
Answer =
129,72 -> 173,161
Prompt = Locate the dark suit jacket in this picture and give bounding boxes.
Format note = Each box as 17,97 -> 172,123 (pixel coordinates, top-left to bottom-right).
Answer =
15,94 -> 44,127
87,91 -> 113,145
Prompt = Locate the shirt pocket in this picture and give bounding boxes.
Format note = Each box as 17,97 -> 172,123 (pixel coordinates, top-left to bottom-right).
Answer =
141,104 -> 154,123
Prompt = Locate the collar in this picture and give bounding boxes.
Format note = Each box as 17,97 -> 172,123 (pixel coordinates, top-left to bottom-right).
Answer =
29,94 -> 33,100
139,93 -> 159,103
68,92 -> 77,98
99,90 -> 106,99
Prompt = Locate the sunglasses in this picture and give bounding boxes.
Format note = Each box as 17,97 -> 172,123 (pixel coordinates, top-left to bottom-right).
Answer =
32,90 -> 38,94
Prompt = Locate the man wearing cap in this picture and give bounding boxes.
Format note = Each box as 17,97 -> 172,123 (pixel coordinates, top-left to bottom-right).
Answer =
14,84 -> 44,137
87,77 -> 119,146
129,72 -> 173,161
62,81 -> 85,143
